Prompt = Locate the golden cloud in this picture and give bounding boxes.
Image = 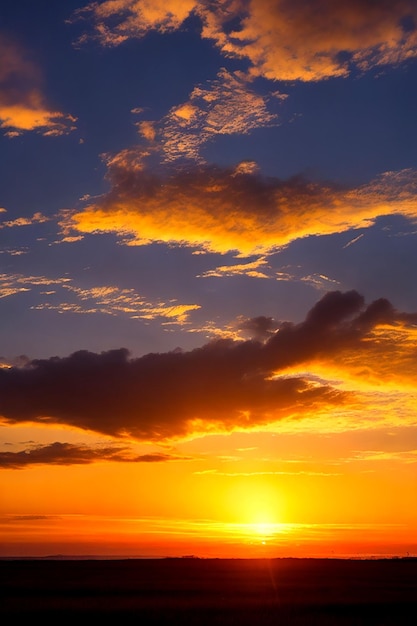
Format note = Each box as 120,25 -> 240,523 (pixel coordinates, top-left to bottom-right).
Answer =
73,0 -> 196,46
201,0 -> 417,81
0,35 -> 76,136
0,273 -> 71,299
31,281 -> 200,325
137,68 -> 282,162
198,257 -> 271,278
0,271 -> 199,325
0,211 -> 50,229
63,151 -> 417,255
76,1 -> 417,80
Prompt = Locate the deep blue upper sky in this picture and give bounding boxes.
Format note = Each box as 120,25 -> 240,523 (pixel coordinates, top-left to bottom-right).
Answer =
1,0 -> 417,360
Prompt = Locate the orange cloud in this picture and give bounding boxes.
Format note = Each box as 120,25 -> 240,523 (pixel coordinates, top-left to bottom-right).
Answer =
63,152 -> 417,255
198,257 -> 271,278
0,273 -> 71,300
0,291 -> 415,441
0,211 -> 50,228
73,0 -> 196,46
76,1 -> 417,80
0,272 -> 199,325
201,0 -> 417,81
33,283 -> 200,325
0,35 -> 76,137
136,68 -> 282,162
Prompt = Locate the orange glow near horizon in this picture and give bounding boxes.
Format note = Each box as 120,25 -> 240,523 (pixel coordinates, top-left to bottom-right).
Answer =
1,420 -> 417,559
1,511 -> 416,559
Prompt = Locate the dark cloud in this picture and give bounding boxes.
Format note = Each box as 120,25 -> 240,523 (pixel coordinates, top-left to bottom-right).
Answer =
305,290 -> 364,329
238,315 -> 279,341
0,291 -> 415,441
0,441 -> 191,469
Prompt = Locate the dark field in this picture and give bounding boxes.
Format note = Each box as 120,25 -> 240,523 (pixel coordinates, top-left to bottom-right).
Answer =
1,557 -> 416,624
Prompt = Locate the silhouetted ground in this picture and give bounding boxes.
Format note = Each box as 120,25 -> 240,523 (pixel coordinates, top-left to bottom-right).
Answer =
1,557 -> 416,624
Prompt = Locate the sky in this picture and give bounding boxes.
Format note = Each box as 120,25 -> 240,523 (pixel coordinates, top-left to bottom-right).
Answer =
1,0 -> 417,559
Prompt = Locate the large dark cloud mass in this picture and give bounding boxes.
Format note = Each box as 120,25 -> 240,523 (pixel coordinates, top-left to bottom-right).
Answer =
0,291 -> 415,441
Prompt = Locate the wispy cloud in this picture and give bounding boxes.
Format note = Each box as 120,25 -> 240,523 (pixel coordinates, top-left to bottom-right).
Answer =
136,68 -> 283,162
0,273 -> 200,325
350,449 -> 417,464
194,469 -> 341,477
275,267 -> 341,291
198,257 -> 271,278
343,233 -> 365,249
35,283 -> 201,325
0,273 -> 71,299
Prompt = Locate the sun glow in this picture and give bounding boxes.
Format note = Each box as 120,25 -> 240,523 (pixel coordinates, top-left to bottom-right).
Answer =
227,480 -> 286,531
250,521 -> 278,538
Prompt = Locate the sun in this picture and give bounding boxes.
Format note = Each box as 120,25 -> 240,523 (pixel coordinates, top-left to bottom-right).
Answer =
228,480 -> 285,533
250,522 -> 277,537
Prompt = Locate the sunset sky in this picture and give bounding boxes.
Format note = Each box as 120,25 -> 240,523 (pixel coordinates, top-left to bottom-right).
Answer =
1,0 -> 417,558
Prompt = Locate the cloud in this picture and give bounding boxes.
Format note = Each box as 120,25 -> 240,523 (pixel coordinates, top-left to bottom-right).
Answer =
0,290 -> 415,441
63,153 -> 417,255
194,469 -> 341,477
0,272 -> 200,325
0,273 -> 71,300
0,35 -> 76,137
76,1 -> 417,80
350,449 -> 417,464
201,0 -> 417,81
190,312 -> 281,343
34,283 -> 201,325
237,315 -> 279,341
0,355 -> 30,369
137,68 -> 283,162
274,266 -> 341,290
0,211 -> 50,229
200,258 -> 341,288
343,233 -> 365,249
198,257 -> 271,278
73,0 -> 196,46
0,441 -> 191,469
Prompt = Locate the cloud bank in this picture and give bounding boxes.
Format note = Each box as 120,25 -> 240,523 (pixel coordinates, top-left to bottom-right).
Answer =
1,290 -> 415,442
